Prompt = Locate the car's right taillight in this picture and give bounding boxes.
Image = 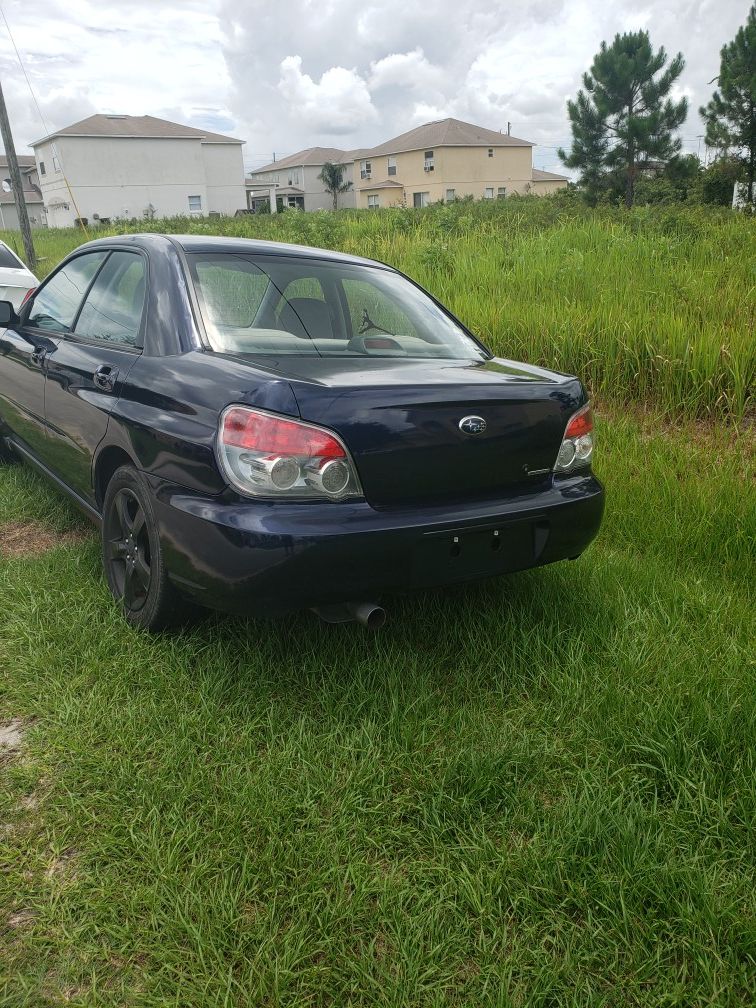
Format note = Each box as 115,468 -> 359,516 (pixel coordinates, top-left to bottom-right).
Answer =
554,403 -> 594,473
20,287 -> 36,306
217,405 -> 363,501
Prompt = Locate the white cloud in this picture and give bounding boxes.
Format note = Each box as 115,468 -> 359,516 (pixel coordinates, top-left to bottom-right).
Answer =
0,0 -> 748,177
278,56 -> 378,134
368,49 -> 445,94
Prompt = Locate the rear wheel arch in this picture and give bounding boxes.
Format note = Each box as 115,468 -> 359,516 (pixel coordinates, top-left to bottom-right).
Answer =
94,445 -> 137,510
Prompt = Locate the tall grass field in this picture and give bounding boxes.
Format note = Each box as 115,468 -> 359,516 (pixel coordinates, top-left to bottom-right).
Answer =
7,196 -> 754,420
1,197 -> 754,1006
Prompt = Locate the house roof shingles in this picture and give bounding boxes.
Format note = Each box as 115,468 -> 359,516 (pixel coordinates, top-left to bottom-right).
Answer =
357,179 -> 404,191
32,114 -> 243,147
251,147 -> 354,174
532,168 -> 569,182
360,118 -> 533,158
0,155 -> 36,168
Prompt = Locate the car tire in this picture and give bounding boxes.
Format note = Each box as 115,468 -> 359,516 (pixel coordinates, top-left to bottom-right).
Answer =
101,465 -> 196,631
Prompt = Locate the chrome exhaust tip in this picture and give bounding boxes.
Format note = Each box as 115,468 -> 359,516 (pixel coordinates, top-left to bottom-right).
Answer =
312,602 -> 387,629
345,602 -> 387,630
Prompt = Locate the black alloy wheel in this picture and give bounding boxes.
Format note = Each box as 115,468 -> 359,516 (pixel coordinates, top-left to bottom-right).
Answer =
102,466 -> 194,631
105,487 -> 152,613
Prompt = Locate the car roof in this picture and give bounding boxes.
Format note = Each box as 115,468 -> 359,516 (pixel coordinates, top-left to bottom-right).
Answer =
69,233 -> 393,270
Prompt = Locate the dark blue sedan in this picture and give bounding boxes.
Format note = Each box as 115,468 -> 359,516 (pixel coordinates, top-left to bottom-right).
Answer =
0,235 -> 604,629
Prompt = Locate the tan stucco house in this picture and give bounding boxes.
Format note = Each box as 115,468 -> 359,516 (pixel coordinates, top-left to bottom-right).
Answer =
353,118 -> 568,209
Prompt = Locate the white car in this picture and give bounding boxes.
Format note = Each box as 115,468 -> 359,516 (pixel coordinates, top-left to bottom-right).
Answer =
0,240 -> 38,309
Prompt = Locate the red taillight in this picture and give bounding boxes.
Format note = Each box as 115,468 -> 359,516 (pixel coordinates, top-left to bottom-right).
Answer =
217,406 -> 361,500
564,405 -> 593,439
554,403 -> 594,473
222,407 -> 345,459
20,287 -> 36,306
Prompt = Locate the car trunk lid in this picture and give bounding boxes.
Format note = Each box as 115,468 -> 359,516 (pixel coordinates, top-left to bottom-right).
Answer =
279,357 -> 584,507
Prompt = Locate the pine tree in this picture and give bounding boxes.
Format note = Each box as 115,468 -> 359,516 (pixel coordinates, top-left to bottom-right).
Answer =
559,31 -> 688,207
700,5 -> 756,202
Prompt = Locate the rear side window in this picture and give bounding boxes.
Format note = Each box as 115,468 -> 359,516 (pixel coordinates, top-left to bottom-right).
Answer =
26,252 -> 107,333
75,251 -> 146,347
195,258 -> 269,328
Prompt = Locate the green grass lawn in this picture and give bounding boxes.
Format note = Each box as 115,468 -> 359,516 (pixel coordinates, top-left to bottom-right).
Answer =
1,410 -> 753,1006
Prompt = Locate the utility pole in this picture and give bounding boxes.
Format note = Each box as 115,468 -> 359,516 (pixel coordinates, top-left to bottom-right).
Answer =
0,80 -> 36,268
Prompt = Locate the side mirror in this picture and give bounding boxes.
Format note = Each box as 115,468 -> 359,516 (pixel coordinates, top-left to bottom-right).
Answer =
0,300 -> 19,327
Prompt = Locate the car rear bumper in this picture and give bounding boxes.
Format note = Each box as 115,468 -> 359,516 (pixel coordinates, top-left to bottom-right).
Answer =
147,473 -> 605,615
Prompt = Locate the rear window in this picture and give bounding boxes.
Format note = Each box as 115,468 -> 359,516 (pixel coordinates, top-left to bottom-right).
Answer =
188,253 -> 487,361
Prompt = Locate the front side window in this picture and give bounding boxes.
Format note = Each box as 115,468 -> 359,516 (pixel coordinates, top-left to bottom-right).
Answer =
75,251 -> 146,347
188,253 -> 487,361
26,252 -> 107,333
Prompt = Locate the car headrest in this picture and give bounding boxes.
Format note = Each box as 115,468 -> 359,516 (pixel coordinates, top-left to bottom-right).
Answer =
278,297 -> 334,339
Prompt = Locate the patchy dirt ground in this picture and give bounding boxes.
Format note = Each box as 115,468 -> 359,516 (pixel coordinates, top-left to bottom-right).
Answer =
0,520 -> 91,559
0,717 -> 25,753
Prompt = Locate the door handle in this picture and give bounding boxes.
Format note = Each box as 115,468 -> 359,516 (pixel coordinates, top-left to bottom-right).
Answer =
93,365 -> 119,391
31,347 -> 47,367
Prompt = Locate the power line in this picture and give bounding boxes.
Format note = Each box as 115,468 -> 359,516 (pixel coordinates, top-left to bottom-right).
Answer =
0,3 -> 87,233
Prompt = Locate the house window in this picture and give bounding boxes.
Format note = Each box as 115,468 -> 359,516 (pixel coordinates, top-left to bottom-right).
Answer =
188,195 -> 202,214
360,160 -> 372,180
424,150 -> 434,172
367,194 -> 379,209
488,148 -> 494,157
484,187 -> 494,199
387,157 -> 396,176
445,189 -> 455,202
52,155 -> 60,173
497,187 -> 507,198
413,192 -> 429,208
39,161 -> 46,176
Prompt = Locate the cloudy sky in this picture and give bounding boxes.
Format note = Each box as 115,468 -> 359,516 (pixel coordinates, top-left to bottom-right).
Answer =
0,0 -> 748,174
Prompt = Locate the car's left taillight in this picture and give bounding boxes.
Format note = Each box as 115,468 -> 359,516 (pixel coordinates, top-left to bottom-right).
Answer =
217,406 -> 363,501
554,403 -> 594,473
20,287 -> 36,306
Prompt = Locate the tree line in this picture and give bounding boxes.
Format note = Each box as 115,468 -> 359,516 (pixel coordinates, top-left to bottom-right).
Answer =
559,4 -> 756,207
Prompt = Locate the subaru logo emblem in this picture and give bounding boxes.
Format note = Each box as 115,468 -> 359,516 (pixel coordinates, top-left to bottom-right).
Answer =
459,415 -> 487,435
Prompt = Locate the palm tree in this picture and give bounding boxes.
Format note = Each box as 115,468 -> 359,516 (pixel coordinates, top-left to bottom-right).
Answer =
317,162 -> 352,210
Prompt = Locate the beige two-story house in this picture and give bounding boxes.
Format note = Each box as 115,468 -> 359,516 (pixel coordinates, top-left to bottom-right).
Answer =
354,118 -> 567,209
